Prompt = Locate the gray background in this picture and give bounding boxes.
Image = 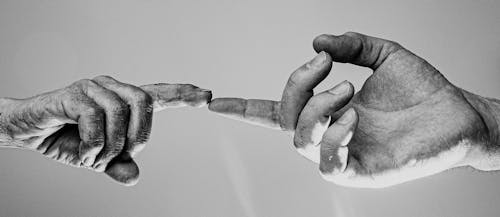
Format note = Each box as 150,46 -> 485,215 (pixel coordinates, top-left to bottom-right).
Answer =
0,0 -> 499,216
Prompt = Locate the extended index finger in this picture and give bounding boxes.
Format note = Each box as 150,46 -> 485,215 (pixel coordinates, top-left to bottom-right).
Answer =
208,52 -> 333,131
104,83 -> 211,186
208,98 -> 282,130
140,83 -> 212,111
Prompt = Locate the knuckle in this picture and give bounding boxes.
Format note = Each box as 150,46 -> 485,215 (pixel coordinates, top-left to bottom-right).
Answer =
74,79 -> 95,88
110,144 -> 124,156
93,75 -> 114,81
108,101 -> 130,116
84,105 -> 105,117
384,40 -> 403,51
87,137 -> 105,148
83,105 -> 105,119
343,31 -> 362,38
379,41 -> 405,62
71,79 -> 100,94
131,88 -> 153,106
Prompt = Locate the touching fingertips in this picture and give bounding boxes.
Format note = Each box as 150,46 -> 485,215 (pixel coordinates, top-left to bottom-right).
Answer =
176,89 -> 212,107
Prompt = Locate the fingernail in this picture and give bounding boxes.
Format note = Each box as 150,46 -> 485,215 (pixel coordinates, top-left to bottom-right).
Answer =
329,81 -> 350,95
311,51 -> 327,66
337,108 -> 355,124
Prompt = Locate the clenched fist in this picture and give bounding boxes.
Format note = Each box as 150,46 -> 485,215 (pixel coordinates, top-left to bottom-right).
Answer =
209,32 -> 500,188
0,76 -> 212,186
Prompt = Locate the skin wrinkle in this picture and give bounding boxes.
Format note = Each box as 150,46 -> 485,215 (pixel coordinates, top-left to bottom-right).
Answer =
271,101 -> 281,129
317,34 -> 496,186
463,90 -> 500,149
40,127 -> 65,154
374,43 -> 403,69
241,99 -> 249,119
347,128 -> 372,175
0,76 -> 212,185
59,94 -> 72,123
278,102 -> 287,131
133,117 -> 151,145
356,82 -> 450,113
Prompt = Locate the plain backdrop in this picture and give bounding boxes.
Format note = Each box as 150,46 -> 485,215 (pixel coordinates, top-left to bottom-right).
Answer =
0,0 -> 499,217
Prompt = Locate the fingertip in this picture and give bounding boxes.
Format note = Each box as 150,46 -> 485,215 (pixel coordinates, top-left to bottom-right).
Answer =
313,34 -> 333,53
207,98 -> 220,112
178,86 -> 213,108
105,156 -> 140,186
191,89 -> 213,107
319,163 -> 334,180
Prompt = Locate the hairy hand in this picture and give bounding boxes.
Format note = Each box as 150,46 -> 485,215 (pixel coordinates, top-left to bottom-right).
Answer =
208,32 -> 493,188
0,75 -> 211,186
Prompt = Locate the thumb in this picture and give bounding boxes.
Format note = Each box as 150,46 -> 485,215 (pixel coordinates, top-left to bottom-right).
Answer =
102,83 -> 212,186
104,153 -> 140,186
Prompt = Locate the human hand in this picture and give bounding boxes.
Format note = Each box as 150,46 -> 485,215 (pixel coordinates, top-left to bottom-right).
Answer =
208,32 -> 498,188
0,76 -> 211,186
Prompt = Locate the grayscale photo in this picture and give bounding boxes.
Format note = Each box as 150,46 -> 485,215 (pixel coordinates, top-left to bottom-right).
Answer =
0,0 -> 499,216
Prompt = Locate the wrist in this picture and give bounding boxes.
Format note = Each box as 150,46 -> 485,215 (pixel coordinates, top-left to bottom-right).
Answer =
0,97 -> 25,147
461,89 -> 500,170
461,90 -> 500,147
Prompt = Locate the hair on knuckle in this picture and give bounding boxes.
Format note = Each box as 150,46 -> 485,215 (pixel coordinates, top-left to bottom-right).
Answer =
132,89 -> 153,105
109,102 -> 130,115
84,105 -> 105,117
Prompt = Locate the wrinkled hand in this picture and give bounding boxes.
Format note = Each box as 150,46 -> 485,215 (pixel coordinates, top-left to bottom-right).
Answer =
209,32 -> 494,188
0,76 -> 211,186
